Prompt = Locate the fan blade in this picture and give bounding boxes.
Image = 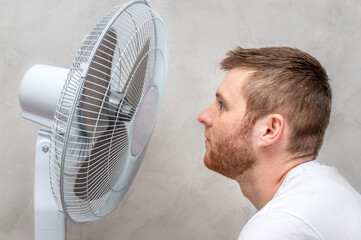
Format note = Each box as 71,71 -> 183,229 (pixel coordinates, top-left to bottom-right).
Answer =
75,29 -> 130,201
124,38 -> 150,111
81,28 -> 117,139
74,36 -> 150,201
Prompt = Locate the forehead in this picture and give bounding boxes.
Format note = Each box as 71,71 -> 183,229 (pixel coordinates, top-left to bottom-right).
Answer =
217,68 -> 253,99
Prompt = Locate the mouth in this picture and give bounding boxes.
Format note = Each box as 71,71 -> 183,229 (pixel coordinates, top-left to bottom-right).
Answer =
205,135 -> 210,145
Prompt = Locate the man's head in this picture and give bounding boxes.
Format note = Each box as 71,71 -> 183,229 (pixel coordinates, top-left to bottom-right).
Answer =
198,46 -> 332,179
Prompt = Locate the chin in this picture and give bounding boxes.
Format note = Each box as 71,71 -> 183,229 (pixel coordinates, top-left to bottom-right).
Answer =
203,153 -> 232,179
203,154 -> 212,170
203,148 -> 255,180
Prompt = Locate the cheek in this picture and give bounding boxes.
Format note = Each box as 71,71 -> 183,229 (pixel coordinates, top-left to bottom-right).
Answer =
212,121 -> 234,142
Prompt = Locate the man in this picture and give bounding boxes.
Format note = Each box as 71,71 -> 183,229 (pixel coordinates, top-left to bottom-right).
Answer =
197,47 -> 361,239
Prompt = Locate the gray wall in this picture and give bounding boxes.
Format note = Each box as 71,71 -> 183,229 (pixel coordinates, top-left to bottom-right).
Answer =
1,0 -> 361,239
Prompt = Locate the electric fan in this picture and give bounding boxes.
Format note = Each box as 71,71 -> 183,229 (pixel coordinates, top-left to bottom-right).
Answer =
18,0 -> 168,239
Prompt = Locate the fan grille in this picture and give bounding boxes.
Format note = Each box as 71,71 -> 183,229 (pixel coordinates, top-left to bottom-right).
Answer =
49,1 -> 167,223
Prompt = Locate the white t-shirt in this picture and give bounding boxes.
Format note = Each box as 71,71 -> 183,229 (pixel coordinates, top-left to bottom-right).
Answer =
238,160 -> 361,240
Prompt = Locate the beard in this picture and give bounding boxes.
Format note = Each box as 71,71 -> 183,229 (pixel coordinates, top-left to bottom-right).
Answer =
204,121 -> 255,179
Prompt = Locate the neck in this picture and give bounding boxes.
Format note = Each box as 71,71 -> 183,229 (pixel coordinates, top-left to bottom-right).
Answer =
234,154 -> 314,210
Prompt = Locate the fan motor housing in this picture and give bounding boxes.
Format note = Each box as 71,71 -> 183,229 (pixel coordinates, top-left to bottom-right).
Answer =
19,65 -> 68,128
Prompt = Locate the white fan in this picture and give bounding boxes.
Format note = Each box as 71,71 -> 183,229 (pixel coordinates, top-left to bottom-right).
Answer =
18,0 -> 168,239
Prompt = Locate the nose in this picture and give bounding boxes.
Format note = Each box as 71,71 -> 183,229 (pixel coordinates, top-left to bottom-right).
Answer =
197,106 -> 212,127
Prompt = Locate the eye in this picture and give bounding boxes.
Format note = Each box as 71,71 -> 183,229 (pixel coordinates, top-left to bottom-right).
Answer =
218,100 -> 225,111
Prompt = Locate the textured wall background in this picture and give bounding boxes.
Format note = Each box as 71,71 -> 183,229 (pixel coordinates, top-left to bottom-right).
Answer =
1,0 -> 361,239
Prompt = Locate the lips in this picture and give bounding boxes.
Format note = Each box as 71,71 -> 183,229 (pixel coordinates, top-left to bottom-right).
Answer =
205,134 -> 210,145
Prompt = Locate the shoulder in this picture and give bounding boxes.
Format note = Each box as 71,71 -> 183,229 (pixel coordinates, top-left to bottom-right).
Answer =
238,210 -> 320,240
239,160 -> 361,240
275,161 -> 361,219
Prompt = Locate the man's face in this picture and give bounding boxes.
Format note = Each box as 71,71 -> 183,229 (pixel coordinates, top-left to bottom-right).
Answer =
197,69 -> 255,179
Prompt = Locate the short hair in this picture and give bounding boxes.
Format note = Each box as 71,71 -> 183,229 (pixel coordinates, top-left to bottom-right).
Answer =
221,46 -> 332,156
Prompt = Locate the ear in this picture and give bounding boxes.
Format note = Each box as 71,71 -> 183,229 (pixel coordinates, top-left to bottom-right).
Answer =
256,114 -> 285,148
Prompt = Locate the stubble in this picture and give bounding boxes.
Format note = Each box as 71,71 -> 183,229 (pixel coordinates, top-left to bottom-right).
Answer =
205,122 -> 255,179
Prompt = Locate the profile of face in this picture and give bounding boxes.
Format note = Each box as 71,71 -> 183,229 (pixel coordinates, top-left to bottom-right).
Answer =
197,69 -> 256,179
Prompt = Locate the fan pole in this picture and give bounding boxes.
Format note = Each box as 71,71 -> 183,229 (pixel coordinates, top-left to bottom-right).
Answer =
34,130 -> 66,240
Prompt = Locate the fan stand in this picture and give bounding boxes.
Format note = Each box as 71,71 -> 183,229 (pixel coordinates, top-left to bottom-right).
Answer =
34,130 -> 66,240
